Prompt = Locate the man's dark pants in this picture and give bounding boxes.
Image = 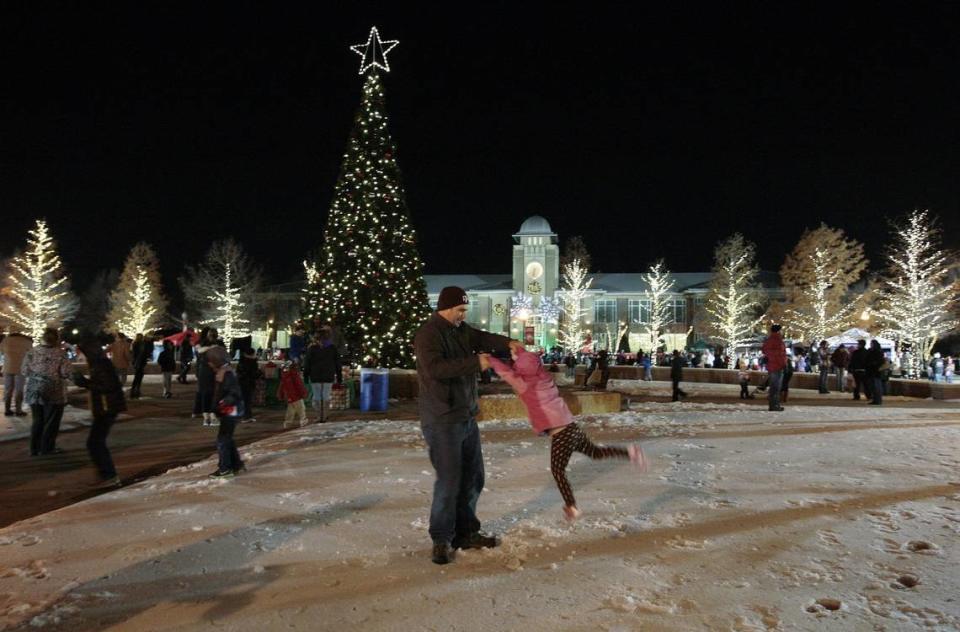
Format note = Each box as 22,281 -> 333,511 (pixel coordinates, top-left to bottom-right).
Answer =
421,418 -> 483,545
216,417 -> 242,471
853,370 -> 866,399
767,369 -> 784,410
87,413 -> 117,479
130,368 -> 146,396
30,403 -> 64,455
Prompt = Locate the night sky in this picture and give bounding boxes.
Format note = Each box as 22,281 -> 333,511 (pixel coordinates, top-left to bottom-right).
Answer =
2,3 -> 958,307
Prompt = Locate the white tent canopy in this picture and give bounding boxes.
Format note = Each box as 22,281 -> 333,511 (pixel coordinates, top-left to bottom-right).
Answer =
825,327 -> 895,349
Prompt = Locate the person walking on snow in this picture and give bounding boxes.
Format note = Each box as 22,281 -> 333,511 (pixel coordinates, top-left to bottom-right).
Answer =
109,333 -> 131,385
761,324 -> 787,411
277,361 -> 309,428
488,348 -> 647,522
73,339 -> 126,488
413,286 -> 522,565
206,345 -> 246,478
157,340 -> 176,398
22,328 -> 72,456
670,350 -> 687,401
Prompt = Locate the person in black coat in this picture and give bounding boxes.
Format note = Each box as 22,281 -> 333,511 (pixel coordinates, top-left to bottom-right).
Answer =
236,348 -> 261,423
670,349 -> 687,402
848,339 -> 868,401
74,340 -> 127,487
129,333 -> 153,399
864,340 -> 885,405
157,340 -> 176,398
206,345 -> 245,477
302,329 -> 342,422
177,334 -> 194,383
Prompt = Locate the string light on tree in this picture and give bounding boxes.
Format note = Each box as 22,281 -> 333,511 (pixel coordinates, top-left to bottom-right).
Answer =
703,233 -> 764,353
180,238 -> 261,344
312,28 -> 430,367
875,209 -> 958,378
641,260 -> 675,351
557,258 -> 592,352
0,219 -> 75,342
108,242 -> 166,337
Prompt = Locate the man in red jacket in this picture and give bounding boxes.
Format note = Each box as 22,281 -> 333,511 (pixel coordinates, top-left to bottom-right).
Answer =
761,324 -> 787,411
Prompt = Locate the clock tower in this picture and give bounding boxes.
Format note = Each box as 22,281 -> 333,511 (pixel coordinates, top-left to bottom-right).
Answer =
512,215 -> 559,297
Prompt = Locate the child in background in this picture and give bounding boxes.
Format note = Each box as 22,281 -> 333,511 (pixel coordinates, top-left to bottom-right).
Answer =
157,340 -> 176,399
487,348 -> 648,522
738,367 -> 751,399
277,361 -> 309,428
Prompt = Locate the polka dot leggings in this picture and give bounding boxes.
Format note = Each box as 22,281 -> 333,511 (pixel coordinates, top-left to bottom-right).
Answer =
550,422 -> 629,507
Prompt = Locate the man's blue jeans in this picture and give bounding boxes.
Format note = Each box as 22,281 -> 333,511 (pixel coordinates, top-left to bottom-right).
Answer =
767,369 -> 784,410
421,418 -> 484,544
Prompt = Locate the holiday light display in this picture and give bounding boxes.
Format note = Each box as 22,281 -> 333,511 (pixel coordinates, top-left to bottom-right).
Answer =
875,210 -> 957,377
703,233 -> 764,352
779,224 -> 868,342
1,219 -> 75,342
310,33 -> 430,367
641,260 -> 674,351
557,259 -> 592,352
510,293 -> 533,320
350,26 -> 399,75
538,296 -> 561,323
108,242 -> 166,337
180,238 -> 261,343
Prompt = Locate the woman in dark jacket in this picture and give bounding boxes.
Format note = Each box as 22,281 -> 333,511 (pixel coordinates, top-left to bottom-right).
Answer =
207,345 -> 245,477
302,330 -> 342,422
864,340 -> 885,406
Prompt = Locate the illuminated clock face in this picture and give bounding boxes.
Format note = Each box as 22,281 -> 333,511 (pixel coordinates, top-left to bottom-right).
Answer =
527,281 -> 542,295
525,261 -> 544,280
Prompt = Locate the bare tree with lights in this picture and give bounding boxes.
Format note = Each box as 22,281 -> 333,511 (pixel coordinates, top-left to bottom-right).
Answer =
0,219 -> 76,342
557,258 -> 592,353
875,209 -> 958,377
779,223 -> 869,342
641,260 -> 675,351
180,238 -> 262,343
107,242 -> 167,337
703,233 -> 764,352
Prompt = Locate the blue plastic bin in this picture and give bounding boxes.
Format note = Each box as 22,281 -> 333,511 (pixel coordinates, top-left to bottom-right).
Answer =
360,368 -> 389,412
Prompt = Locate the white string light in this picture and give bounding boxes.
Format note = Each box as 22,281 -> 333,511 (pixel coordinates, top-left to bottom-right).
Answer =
350,26 -> 398,75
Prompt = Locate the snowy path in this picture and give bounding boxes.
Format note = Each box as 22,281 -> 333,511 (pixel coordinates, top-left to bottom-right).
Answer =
1,403 -> 959,631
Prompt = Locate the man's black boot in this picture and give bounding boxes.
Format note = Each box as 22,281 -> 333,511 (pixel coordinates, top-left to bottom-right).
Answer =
431,542 -> 454,565
452,531 -> 500,550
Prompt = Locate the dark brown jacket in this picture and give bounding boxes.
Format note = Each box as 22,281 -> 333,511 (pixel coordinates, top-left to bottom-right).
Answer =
414,313 -> 511,424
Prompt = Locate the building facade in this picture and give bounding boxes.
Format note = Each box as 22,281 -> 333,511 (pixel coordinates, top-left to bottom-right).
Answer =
425,215 -> 782,352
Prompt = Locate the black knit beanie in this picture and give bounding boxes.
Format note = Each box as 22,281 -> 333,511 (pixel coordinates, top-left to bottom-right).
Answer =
437,286 -> 469,311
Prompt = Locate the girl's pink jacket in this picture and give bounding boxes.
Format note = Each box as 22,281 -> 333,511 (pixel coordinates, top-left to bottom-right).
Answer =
488,349 -> 572,436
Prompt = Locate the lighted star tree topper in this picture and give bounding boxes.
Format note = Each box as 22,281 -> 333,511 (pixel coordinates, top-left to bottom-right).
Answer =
312,28 -> 430,367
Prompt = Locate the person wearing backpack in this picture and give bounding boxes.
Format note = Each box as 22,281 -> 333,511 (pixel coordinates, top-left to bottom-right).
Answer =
74,340 -> 127,488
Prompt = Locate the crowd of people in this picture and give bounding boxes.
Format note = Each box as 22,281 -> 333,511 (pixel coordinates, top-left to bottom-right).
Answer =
1,299 -> 957,568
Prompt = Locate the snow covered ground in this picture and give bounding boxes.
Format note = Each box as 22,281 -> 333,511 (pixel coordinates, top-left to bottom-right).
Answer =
1,401 -> 959,631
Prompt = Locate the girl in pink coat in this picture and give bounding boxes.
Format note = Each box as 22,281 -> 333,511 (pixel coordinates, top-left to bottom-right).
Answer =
487,348 -> 647,521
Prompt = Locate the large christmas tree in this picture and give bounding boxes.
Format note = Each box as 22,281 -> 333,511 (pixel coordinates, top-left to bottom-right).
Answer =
309,27 -> 430,368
